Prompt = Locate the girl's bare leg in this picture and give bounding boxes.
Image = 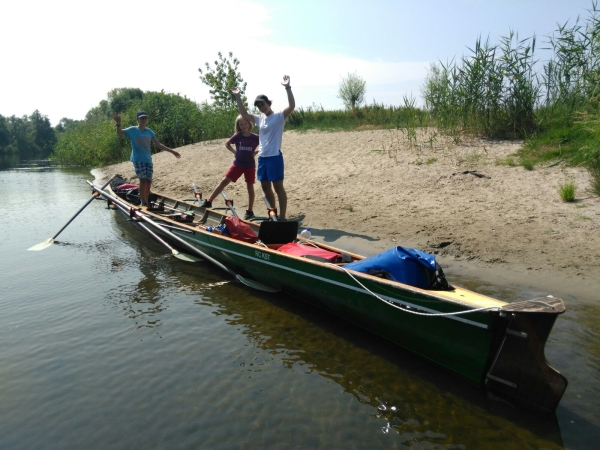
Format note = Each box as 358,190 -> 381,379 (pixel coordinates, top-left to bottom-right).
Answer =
208,178 -> 232,202
246,183 -> 255,210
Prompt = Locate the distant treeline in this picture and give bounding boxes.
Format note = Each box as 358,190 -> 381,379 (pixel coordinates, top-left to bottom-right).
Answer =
0,110 -> 57,158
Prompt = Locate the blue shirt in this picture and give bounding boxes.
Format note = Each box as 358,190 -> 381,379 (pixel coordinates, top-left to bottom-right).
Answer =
123,127 -> 156,163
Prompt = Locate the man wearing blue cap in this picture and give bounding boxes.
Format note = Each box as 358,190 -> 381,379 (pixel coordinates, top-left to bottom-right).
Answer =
113,110 -> 181,207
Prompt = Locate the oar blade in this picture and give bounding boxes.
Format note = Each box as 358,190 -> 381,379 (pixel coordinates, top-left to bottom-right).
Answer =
28,238 -> 54,251
172,250 -> 203,262
236,274 -> 280,292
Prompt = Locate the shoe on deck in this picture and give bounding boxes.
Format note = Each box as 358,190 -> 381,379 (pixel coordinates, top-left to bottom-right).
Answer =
200,199 -> 212,208
243,210 -> 255,220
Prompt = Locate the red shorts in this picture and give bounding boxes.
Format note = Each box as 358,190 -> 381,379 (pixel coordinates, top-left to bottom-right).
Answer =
225,165 -> 255,184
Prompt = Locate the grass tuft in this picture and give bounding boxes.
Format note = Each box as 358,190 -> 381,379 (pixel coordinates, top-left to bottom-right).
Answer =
558,181 -> 576,202
522,160 -> 534,170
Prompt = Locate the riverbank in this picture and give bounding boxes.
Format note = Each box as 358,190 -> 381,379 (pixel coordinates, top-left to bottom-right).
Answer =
100,128 -> 600,303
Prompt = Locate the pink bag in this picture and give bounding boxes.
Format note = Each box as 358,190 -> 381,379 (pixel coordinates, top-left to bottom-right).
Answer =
277,242 -> 341,262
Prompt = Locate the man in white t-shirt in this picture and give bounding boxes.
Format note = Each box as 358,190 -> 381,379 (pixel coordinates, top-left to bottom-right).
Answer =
231,75 -> 295,220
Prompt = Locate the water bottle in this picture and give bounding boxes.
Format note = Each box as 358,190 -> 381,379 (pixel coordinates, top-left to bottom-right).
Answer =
300,227 -> 311,240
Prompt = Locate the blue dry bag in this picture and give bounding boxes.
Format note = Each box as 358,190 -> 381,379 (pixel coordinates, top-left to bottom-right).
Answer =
344,246 -> 450,290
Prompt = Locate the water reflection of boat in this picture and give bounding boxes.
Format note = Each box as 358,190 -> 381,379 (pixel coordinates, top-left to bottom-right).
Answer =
91,180 -> 567,413
159,266 -> 566,449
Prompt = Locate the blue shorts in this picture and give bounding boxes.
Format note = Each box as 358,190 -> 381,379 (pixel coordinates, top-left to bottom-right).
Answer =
257,152 -> 284,182
133,161 -> 153,180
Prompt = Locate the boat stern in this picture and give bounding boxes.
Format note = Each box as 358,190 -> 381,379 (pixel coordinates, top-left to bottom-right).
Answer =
485,296 -> 567,413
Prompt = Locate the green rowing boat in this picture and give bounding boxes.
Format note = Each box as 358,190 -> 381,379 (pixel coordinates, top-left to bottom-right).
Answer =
90,180 -> 567,413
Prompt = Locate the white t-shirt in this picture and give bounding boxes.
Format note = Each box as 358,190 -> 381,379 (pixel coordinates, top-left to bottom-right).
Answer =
253,111 -> 286,157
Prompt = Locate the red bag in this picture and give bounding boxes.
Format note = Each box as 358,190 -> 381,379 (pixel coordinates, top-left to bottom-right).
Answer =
224,216 -> 259,243
116,183 -> 139,190
277,242 -> 341,262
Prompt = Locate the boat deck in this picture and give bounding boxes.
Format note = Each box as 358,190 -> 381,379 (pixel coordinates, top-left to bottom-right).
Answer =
141,198 -> 509,310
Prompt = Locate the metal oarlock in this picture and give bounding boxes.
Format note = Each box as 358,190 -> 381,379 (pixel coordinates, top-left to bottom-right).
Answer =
192,183 -> 202,206
262,196 -> 278,221
221,192 -> 239,217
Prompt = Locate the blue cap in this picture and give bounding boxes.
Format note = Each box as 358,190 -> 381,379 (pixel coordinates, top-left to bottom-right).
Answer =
136,110 -> 148,119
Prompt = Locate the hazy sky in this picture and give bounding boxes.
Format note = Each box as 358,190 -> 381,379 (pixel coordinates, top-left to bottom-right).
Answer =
2,0 -> 595,125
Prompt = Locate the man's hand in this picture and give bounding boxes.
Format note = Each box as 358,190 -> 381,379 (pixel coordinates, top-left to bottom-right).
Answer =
113,112 -> 122,125
281,75 -> 291,87
230,87 -> 241,95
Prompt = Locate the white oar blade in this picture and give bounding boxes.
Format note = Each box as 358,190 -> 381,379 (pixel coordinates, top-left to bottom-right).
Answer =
172,250 -> 203,262
28,238 -> 54,251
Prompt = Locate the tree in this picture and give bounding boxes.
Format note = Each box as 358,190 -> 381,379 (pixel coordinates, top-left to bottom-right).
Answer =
108,87 -> 144,113
199,51 -> 247,109
55,117 -> 81,133
338,72 -> 367,109
0,115 -> 9,150
8,115 -> 33,153
85,99 -> 112,122
29,110 -> 56,154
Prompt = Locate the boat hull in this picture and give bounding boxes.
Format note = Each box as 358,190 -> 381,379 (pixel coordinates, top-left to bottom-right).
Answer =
92,182 -> 567,412
176,228 -> 498,383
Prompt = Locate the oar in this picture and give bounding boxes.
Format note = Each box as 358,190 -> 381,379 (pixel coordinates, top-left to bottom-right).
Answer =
138,222 -> 202,262
90,183 -> 278,292
28,175 -> 116,251
112,202 -> 201,262
221,192 -> 239,217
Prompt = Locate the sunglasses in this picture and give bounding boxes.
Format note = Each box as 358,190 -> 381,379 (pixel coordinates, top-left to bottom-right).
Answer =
255,101 -> 266,107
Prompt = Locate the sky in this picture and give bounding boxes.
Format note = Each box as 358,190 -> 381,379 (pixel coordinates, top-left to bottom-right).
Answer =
1,0 -> 596,126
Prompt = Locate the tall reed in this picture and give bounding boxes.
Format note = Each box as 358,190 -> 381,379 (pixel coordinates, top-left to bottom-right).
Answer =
423,33 -> 539,139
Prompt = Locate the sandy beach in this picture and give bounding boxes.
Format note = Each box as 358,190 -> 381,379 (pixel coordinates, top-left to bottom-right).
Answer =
101,128 -> 600,303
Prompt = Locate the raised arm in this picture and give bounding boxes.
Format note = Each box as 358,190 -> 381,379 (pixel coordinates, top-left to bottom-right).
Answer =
152,137 -> 181,159
231,87 -> 255,124
282,75 -> 295,118
113,112 -> 125,136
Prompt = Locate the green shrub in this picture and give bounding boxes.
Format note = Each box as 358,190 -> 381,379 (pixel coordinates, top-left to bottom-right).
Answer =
53,120 -> 126,167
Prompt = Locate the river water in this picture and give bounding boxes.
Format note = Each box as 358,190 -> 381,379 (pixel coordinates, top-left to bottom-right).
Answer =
1,160 -> 598,449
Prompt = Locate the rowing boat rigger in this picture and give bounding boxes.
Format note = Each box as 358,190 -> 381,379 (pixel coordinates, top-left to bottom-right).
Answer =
90,177 -> 567,413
